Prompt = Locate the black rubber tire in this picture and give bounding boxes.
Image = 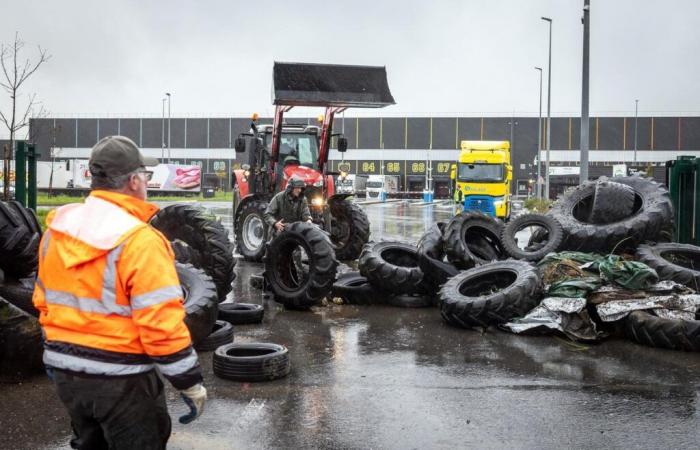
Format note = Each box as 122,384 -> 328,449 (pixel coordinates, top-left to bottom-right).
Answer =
636,243 -> 700,290
218,302 -> 265,325
331,271 -> 381,305
0,280 -> 37,317
443,211 -> 505,269
249,273 -> 264,290
329,199 -> 370,261
386,293 -> 433,308
550,176 -> 673,253
213,342 -> 291,382
151,204 -> 236,301
359,241 -> 425,294
589,179 -> 636,224
171,240 -> 203,268
235,200 -> 269,262
176,262 -> 219,345
501,214 -> 564,261
0,201 -> 40,278
439,260 -> 542,329
417,222 -> 446,260
194,320 -> 234,352
417,222 -> 458,287
625,310 -> 700,352
264,222 -> 338,310
0,298 -> 44,376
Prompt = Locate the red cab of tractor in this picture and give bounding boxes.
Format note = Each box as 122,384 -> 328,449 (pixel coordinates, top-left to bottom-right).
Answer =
232,62 -> 395,262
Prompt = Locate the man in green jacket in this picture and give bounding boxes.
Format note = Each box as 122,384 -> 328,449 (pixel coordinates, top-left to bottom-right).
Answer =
264,177 -> 313,232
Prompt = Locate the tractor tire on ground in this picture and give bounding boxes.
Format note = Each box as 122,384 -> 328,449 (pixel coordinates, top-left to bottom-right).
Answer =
501,213 -> 564,261
0,280 -> 36,317
0,298 -> 44,377
439,260 -> 542,329
636,243 -> 700,290
264,222 -> 338,310
417,222 -> 458,287
152,204 -> 236,301
359,241 -> 425,294
176,262 -> 219,345
194,320 -> 234,352
235,200 -> 270,262
625,310 -> 700,351
329,199 -> 370,261
213,342 -> 291,382
332,271 -> 381,305
443,211 -> 505,269
171,240 -> 204,268
218,302 -> 265,325
550,176 -> 673,253
0,201 -> 40,278
589,179 -> 636,224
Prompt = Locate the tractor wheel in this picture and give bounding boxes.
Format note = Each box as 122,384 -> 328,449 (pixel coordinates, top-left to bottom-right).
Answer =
235,200 -> 269,262
329,199 -> 370,261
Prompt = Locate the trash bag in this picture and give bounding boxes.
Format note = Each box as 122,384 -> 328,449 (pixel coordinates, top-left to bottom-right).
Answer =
597,255 -> 659,290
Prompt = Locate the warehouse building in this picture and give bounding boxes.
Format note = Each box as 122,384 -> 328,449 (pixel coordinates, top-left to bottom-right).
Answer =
29,115 -> 700,197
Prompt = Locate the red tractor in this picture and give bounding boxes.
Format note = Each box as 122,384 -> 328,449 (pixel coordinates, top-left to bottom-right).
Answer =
232,62 -> 395,261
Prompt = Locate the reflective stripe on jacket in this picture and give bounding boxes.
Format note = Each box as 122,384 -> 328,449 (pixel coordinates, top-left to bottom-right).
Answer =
32,190 -> 202,389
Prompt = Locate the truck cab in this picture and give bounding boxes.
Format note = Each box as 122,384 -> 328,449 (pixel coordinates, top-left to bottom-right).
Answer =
453,140 -> 512,219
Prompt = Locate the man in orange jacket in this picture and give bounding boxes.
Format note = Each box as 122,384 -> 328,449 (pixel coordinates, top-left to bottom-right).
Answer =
33,136 -> 206,450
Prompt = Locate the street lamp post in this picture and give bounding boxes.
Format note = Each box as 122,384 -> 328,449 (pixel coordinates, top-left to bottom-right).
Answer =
535,66 -> 543,199
579,0 -> 591,185
165,92 -> 171,163
161,98 -> 166,160
634,99 -> 639,164
541,16 -> 552,199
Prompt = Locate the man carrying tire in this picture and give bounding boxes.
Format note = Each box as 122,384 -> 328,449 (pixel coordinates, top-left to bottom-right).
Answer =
264,176 -> 313,233
32,136 -> 206,450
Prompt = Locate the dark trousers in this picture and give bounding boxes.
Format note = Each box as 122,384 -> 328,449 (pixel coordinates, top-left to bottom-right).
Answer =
52,369 -> 171,450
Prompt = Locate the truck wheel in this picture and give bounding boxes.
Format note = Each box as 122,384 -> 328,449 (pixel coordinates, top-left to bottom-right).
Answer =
329,199 -> 370,261
194,320 -> 234,352
152,204 -> 236,301
359,241 -> 426,294
213,343 -> 290,382
439,260 -> 542,329
443,211 -> 505,269
264,222 -> 338,310
235,200 -> 269,262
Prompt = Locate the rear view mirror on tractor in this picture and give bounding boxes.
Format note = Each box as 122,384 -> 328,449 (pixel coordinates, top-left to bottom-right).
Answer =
234,137 -> 246,153
338,137 -> 348,153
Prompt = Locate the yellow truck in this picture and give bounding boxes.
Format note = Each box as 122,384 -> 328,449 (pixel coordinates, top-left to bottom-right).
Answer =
450,140 -> 512,219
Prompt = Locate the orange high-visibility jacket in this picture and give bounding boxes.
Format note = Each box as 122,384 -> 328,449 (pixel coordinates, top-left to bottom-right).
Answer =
33,190 -> 202,390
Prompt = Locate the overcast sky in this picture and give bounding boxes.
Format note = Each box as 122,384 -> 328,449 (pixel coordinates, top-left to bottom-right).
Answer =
1,0 -> 698,127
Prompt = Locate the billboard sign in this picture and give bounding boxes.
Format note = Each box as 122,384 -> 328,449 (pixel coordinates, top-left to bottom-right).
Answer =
148,164 -> 202,192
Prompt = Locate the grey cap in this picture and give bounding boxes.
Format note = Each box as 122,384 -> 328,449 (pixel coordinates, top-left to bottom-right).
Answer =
288,176 -> 306,188
89,136 -> 158,177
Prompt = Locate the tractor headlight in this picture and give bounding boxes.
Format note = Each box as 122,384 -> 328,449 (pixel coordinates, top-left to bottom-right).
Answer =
311,197 -> 324,207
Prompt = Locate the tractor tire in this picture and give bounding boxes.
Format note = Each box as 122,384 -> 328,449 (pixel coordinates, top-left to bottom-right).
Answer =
501,213 -> 564,261
329,199 -> 370,261
443,211 -> 505,269
439,260 -> 542,329
417,223 -> 459,287
636,243 -> 700,290
194,320 -> 234,352
235,200 -> 269,262
176,262 -> 219,345
0,298 -> 44,377
151,204 -> 235,301
550,176 -> 673,253
213,342 -> 291,382
0,280 -> 36,317
359,241 -> 425,294
0,201 -> 40,278
386,293 -> 434,308
331,271 -> 381,305
264,222 -> 338,310
218,302 -> 265,325
171,240 -> 204,268
625,310 -> 700,352
589,179 -> 635,224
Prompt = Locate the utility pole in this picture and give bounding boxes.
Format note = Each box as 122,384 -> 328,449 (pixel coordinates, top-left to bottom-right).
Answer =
634,99 -> 639,164
166,92 -> 171,163
535,66 -> 543,199
161,98 -> 166,161
541,16 -> 553,198
579,0 -> 591,184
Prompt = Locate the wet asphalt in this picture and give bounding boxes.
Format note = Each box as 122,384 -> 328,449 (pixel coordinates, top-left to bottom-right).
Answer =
2,200 -> 700,449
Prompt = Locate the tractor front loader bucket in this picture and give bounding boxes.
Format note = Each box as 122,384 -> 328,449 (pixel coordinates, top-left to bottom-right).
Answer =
272,62 -> 395,108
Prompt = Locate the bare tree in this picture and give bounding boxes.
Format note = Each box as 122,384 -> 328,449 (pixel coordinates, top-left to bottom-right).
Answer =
0,32 -> 50,200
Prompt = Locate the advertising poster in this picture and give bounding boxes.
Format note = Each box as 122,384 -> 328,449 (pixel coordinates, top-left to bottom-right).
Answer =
148,164 -> 202,192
